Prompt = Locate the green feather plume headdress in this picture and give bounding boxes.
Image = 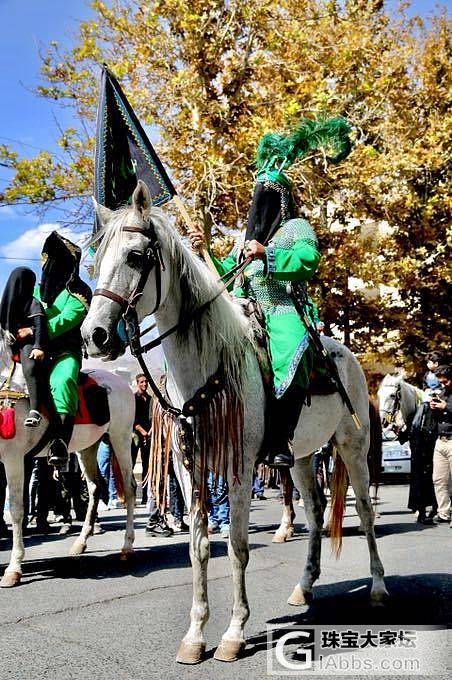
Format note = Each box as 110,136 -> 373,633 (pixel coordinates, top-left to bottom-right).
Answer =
255,116 -> 352,186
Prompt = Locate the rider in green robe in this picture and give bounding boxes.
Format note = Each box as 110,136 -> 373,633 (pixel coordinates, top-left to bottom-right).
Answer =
189,117 -> 352,467
35,232 -> 92,467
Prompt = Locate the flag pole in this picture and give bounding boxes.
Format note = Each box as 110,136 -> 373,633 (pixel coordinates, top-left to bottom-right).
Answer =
172,194 -> 219,277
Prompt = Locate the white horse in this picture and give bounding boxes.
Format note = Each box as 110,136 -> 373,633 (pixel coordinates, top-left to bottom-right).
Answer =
0,330 -> 136,588
378,373 -> 426,433
82,180 -> 387,664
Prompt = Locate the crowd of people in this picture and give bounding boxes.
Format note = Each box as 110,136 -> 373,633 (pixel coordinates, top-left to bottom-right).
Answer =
406,354 -> 452,526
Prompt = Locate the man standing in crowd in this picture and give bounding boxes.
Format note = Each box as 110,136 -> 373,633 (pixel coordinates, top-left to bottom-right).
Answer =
131,374 -> 152,506
131,374 -> 172,537
430,365 -> 452,525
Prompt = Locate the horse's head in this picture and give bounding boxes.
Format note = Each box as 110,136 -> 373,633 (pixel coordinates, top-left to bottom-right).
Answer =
377,374 -> 403,429
82,181 -> 172,359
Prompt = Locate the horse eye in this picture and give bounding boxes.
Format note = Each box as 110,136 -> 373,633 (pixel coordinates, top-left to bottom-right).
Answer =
127,251 -> 144,269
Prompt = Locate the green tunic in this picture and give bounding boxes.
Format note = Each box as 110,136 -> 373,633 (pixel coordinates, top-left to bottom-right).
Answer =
211,218 -> 320,398
34,286 -> 88,416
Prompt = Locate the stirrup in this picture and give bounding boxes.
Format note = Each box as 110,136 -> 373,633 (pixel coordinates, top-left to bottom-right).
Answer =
24,410 -> 42,428
267,452 -> 294,468
262,443 -> 294,469
48,439 -> 69,469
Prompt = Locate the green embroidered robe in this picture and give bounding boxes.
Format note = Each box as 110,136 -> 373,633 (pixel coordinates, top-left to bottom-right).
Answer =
211,218 -> 320,398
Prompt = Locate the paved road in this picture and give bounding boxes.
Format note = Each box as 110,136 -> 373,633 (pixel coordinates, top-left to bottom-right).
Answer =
0,484 -> 450,679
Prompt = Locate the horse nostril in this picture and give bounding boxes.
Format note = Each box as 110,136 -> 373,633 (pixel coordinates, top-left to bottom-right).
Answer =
92,326 -> 109,349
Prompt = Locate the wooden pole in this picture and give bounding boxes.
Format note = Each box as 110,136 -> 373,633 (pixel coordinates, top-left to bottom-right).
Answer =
172,194 -> 218,277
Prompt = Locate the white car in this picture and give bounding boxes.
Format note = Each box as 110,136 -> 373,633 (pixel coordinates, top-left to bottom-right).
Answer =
382,430 -> 411,475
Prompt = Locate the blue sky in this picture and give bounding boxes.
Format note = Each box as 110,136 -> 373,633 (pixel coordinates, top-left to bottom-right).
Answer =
0,0 -> 448,294
0,0 -> 95,291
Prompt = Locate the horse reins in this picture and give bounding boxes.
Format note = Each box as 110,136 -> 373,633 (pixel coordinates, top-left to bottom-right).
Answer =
380,385 -> 401,428
93,220 -> 251,417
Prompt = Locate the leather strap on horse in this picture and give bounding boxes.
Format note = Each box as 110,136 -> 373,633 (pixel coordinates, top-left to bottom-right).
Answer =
93,216 -> 251,416
288,282 -> 362,430
123,252 -> 251,417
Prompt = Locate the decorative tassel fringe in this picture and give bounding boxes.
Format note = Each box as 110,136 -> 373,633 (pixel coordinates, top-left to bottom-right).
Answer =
149,377 -> 244,516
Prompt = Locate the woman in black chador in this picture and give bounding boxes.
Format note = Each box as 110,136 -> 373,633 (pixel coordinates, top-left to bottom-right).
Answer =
0,267 -> 48,426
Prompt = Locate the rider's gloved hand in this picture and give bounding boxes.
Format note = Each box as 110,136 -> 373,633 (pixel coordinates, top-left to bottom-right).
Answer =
188,226 -> 205,251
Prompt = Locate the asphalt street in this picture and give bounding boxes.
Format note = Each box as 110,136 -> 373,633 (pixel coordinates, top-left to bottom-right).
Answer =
0,483 -> 450,680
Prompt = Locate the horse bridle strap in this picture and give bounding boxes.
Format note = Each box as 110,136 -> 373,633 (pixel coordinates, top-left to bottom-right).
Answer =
93,223 -> 164,317
93,288 -> 127,306
386,386 -> 400,422
93,218 -> 250,417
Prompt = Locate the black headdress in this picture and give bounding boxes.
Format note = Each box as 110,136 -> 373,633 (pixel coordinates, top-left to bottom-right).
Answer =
40,232 -> 91,309
0,267 -> 37,334
245,172 -> 296,245
245,116 -> 352,245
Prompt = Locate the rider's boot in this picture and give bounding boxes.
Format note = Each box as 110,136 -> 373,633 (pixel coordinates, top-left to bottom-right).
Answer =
262,384 -> 306,468
48,414 -> 74,468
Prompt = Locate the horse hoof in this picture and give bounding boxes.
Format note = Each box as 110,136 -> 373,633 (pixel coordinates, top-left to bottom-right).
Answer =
176,641 -> 205,664
272,532 -> 288,543
214,639 -> 245,662
92,523 -> 104,535
287,584 -> 312,606
119,549 -> 134,562
69,541 -> 86,556
287,524 -> 295,538
0,571 -> 22,588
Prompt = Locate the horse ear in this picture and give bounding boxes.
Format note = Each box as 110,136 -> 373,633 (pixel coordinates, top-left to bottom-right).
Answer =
132,180 -> 152,220
92,197 -> 113,225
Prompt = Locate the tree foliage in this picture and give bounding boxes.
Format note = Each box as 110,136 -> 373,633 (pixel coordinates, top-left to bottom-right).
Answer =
1,0 -> 450,372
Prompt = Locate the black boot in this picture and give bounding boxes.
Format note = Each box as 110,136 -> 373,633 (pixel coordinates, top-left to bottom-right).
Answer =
261,385 -> 305,468
48,414 -> 74,468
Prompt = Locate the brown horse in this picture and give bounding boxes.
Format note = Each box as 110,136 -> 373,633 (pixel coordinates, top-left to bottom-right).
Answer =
273,397 -> 382,544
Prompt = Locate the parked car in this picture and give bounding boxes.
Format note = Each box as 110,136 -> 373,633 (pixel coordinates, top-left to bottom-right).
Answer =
382,429 -> 411,476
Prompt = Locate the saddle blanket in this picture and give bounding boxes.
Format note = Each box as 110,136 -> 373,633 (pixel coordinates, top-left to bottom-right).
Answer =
1,367 -> 110,427
75,372 -> 110,426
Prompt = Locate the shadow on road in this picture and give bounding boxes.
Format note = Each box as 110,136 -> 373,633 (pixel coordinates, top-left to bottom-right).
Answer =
1,537 -> 268,586
240,572 -> 451,659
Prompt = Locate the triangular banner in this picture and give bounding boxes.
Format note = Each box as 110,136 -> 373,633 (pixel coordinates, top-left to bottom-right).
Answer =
93,66 -> 176,237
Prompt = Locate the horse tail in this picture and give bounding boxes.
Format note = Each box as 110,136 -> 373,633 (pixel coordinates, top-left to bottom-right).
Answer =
367,396 -> 382,494
110,446 -> 125,502
327,452 -> 348,558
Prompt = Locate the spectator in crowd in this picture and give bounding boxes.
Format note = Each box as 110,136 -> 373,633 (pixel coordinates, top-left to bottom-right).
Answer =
166,454 -> 188,532
430,365 -> 452,525
423,352 -> 442,392
97,434 -> 123,510
407,400 -> 438,524
131,374 -> 152,505
251,466 -> 266,500
132,374 -> 173,537
207,472 -> 230,539
145,489 -> 174,537
28,458 -> 53,533
53,453 -> 89,535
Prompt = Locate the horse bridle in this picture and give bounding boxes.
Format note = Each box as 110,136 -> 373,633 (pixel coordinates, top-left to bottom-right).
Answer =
92,218 -> 251,416
380,383 -> 401,427
93,222 -> 165,330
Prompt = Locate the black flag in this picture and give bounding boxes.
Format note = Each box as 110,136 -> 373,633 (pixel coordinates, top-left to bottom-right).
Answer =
94,66 -> 176,233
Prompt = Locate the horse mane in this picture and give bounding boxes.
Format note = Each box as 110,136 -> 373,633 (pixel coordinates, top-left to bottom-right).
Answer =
95,206 -> 254,398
